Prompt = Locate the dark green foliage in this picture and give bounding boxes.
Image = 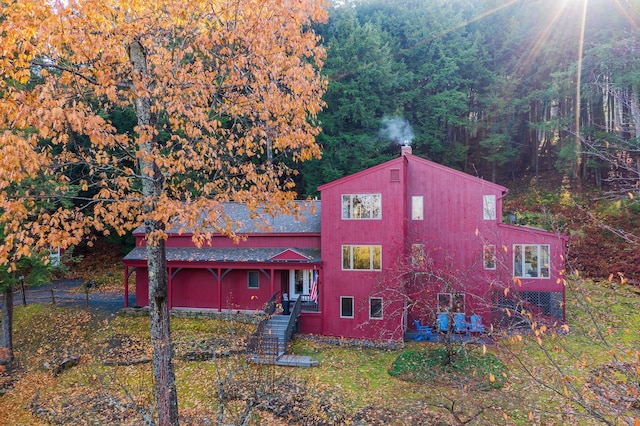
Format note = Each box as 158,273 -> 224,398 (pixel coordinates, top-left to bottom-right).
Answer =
626,200 -> 640,215
388,347 -> 507,390
103,229 -> 136,255
301,6 -> 404,195
0,222 -> 68,292
480,133 -> 517,182
357,0 -> 494,167
507,210 -> 566,232
306,0 -> 640,191
0,249 -> 72,292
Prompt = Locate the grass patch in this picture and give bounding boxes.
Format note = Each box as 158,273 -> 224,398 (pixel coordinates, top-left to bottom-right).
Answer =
1,279 -> 638,425
388,347 -> 507,390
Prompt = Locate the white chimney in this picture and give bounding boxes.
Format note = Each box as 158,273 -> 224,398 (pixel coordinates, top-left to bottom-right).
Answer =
401,145 -> 412,156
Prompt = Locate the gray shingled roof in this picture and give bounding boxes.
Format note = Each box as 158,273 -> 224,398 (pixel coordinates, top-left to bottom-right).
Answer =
134,201 -> 321,235
123,247 -> 321,263
209,202 -> 321,234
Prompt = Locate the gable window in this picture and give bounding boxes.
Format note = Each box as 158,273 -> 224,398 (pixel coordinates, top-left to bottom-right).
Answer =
342,245 -> 382,270
411,196 -> 424,220
248,271 -> 260,289
342,194 -> 381,219
483,244 -> 496,270
514,244 -> 550,278
370,297 -> 383,319
483,195 -> 496,220
340,296 -> 354,318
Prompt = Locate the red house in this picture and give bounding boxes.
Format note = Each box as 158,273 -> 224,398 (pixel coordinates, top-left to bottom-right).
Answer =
124,146 -> 567,342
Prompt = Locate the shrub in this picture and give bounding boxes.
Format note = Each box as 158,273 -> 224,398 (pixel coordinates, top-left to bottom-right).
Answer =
388,348 -> 507,390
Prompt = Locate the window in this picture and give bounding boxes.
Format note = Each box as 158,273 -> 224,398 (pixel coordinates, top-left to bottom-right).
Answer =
452,294 -> 465,313
340,296 -> 354,318
411,196 -> 424,220
342,194 -> 381,219
483,245 -> 496,270
437,293 -> 451,311
514,244 -> 550,278
483,195 -> 496,220
342,245 -> 382,270
369,297 -> 383,319
248,271 -> 260,289
438,293 -> 464,312
294,270 -> 304,295
50,247 -> 62,268
411,244 -> 425,268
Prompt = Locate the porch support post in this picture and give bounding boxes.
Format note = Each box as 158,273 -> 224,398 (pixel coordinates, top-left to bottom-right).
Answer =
270,268 -> 275,295
319,269 -> 324,333
124,265 -> 129,308
168,266 -> 173,310
217,267 -> 222,312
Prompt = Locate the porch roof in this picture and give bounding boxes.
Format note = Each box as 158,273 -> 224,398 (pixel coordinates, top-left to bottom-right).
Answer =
123,247 -> 322,264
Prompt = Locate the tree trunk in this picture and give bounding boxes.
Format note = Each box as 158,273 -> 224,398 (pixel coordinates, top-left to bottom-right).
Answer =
1,285 -> 14,364
491,160 -> 496,183
629,87 -> 640,195
129,38 -> 179,425
145,225 -> 178,426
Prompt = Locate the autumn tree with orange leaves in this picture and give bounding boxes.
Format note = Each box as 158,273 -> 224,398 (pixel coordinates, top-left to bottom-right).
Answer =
0,0 -> 327,424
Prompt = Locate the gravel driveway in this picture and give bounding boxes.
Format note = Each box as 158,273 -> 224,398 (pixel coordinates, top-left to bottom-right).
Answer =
0,279 -> 134,314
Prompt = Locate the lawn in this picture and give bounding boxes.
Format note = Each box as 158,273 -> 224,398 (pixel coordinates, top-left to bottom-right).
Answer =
0,279 -> 638,425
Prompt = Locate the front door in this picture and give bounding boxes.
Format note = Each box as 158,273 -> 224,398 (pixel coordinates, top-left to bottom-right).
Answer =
289,269 -> 311,300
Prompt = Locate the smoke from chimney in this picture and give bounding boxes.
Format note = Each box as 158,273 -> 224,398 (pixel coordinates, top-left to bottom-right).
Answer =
380,117 -> 415,146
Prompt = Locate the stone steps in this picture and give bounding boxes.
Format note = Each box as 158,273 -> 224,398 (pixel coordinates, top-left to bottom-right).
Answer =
250,354 -> 319,368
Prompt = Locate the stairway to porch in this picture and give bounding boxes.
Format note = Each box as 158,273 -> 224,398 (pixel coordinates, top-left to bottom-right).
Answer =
261,315 -> 289,357
247,295 -> 318,367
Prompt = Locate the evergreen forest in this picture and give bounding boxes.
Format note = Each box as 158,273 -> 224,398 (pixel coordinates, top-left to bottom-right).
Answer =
298,0 -> 640,200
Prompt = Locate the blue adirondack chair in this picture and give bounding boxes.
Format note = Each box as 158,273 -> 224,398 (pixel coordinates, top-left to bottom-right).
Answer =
413,320 -> 433,341
453,313 -> 469,333
436,312 -> 449,333
469,314 -> 485,333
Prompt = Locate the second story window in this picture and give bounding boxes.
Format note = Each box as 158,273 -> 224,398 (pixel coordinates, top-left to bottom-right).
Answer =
483,194 -> 496,220
411,196 -> 424,220
342,245 -> 382,270
342,194 -> 381,219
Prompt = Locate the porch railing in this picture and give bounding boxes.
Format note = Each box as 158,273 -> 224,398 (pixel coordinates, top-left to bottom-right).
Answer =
297,294 -> 319,312
263,291 -> 279,316
246,291 -> 280,356
283,297 -> 303,349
